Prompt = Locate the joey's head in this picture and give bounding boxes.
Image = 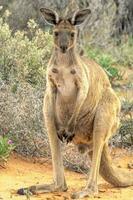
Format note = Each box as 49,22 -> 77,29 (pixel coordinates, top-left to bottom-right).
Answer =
40,7 -> 91,53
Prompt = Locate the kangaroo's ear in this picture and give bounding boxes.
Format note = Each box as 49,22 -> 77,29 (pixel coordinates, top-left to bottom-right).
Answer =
71,8 -> 91,26
40,7 -> 59,25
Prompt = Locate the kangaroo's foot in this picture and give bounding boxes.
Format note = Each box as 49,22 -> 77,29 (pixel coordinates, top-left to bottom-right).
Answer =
17,183 -> 68,195
71,184 -> 98,199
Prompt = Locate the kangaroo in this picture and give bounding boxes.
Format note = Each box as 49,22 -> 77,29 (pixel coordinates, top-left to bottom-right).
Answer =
17,7 -> 133,199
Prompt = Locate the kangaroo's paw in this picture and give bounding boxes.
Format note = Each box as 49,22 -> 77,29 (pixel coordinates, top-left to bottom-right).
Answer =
71,187 -> 98,199
17,183 -> 68,195
62,131 -> 75,143
57,128 -> 75,143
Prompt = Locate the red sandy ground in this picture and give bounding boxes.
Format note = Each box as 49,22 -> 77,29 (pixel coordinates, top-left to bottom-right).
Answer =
0,148 -> 133,200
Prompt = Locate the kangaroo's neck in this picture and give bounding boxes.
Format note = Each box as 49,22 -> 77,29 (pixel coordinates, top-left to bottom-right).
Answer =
51,47 -> 79,66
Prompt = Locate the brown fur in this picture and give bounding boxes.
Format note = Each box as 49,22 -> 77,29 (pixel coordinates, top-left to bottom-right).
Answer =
17,8 -> 133,199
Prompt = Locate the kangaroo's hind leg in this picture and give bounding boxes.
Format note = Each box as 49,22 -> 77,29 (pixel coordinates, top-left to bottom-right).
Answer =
17,93 -> 67,195
72,89 -> 119,199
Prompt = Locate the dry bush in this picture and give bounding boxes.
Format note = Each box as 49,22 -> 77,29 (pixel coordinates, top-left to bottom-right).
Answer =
0,82 -> 49,156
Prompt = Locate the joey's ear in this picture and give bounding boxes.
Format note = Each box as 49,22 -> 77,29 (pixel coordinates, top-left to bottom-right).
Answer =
40,7 -> 59,25
71,8 -> 91,26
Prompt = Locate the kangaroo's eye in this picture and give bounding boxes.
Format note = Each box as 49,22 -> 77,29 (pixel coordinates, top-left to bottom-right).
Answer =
54,31 -> 59,37
71,32 -> 75,37
70,69 -> 76,74
52,68 -> 58,73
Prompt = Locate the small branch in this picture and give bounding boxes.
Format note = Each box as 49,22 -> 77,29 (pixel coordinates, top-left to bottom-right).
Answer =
0,163 -> 6,169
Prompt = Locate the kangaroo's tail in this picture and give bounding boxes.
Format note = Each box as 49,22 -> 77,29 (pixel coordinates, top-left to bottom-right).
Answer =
100,144 -> 133,187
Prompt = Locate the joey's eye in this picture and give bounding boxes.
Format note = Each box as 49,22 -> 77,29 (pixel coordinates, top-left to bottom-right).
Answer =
54,31 -> 59,37
71,32 -> 75,37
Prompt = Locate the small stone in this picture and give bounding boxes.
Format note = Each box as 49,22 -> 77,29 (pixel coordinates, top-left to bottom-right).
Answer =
127,162 -> 133,169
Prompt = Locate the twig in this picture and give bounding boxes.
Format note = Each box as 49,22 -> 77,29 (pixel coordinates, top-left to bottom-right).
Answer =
0,163 -> 6,169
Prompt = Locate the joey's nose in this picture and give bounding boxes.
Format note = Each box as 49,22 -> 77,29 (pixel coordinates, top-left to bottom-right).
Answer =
60,45 -> 68,53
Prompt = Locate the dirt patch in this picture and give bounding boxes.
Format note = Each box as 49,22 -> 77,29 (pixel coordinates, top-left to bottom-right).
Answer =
0,149 -> 133,200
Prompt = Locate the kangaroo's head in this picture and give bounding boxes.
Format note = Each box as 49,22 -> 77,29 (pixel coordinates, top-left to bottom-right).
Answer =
40,7 -> 91,53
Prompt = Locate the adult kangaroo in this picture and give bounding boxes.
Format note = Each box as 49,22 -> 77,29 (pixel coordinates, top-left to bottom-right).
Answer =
18,7 -> 133,199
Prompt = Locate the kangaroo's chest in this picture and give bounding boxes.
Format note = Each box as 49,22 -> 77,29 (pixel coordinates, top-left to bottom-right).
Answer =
55,94 -> 76,127
48,65 -> 79,126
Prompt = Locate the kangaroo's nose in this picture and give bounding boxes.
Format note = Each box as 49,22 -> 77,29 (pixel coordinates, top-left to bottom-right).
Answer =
60,45 -> 68,53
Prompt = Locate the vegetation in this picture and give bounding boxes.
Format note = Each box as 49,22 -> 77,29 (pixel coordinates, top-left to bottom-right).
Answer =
115,37 -> 133,67
0,130 -> 15,166
0,14 -> 52,163
120,119 -> 133,147
85,46 -> 121,82
0,15 -> 52,88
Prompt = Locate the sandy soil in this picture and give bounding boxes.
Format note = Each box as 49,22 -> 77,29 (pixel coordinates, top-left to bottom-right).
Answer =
0,149 -> 133,200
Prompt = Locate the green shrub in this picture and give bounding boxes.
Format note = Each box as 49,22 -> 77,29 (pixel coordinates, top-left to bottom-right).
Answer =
112,38 -> 133,67
0,134 -> 15,165
85,46 -> 121,82
85,36 -> 133,70
98,55 -> 121,81
0,16 -> 52,88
